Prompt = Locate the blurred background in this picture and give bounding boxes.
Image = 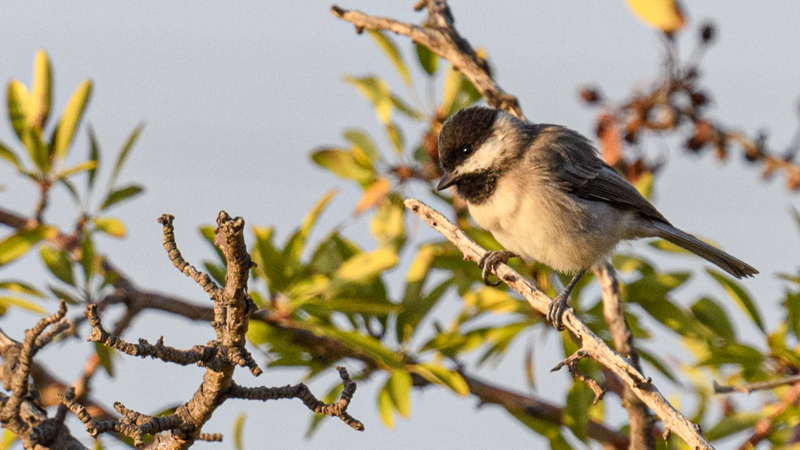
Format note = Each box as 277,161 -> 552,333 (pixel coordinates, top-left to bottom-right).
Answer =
1,1 -> 799,449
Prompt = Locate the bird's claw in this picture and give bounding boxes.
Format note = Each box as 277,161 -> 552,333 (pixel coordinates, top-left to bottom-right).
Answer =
547,292 -> 570,331
478,251 -> 516,286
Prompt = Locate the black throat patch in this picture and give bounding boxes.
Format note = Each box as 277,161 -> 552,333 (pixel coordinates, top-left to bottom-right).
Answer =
455,168 -> 501,205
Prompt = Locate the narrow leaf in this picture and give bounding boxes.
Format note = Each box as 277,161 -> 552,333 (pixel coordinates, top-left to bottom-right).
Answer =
386,370 -> 412,418
40,246 -> 74,286
87,125 -> 101,189
707,269 -> 765,333
409,363 -> 469,396
344,75 -> 392,125
56,160 -> 97,179
377,386 -> 395,429
93,217 -> 127,238
30,49 -> 52,129
0,226 -> 55,267
233,414 -> 246,450
311,148 -> 375,184
343,129 -> 379,161
368,30 -> 412,86
109,123 -> 144,188
52,79 -> 92,161
415,42 -> 439,75
0,281 -> 44,297
100,184 -> 143,211
0,296 -> 47,314
0,141 -> 24,170
8,79 -> 31,141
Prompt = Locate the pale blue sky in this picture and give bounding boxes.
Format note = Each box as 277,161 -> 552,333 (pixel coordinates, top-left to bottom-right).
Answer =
1,2 -> 799,449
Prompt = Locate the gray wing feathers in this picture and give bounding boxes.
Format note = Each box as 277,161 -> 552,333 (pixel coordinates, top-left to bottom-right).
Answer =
528,124 -> 669,223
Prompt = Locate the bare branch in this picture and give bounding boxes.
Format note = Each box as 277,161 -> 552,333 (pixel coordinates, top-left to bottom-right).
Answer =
405,198 -> 713,449
551,350 -> 605,405
225,367 -> 364,432
158,214 -> 222,301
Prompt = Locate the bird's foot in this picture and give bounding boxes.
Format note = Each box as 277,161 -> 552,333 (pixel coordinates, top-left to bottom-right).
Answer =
547,291 -> 570,331
478,251 -> 517,287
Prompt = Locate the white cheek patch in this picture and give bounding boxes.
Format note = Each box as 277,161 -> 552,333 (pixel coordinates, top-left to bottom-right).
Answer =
455,114 -> 518,176
457,137 -> 503,174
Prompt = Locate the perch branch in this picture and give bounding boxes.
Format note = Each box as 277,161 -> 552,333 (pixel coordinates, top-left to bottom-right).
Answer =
405,198 -> 713,449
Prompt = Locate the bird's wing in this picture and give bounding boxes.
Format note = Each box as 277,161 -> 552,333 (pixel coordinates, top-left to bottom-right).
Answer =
527,124 -> 670,224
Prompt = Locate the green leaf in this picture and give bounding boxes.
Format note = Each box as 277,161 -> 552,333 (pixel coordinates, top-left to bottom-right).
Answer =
93,217 -> 127,238
251,226 -> 289,296
233,413 -> 246,450
0,140 -> 23,170
30,49 -> 52,130
563,382 -> 592,443
94,342 -> 114,377
308,325 -> 404,369
22,127 -> 50,172
786,290 -> 800,340
397,244 -> 439,342
8,79 -> 31,141
59,178 -> 81,206
415,42 -> 439,75
52,79 -> 92,162
386,370 -> 412,418
100,184 -> 144,211
697,342 -> 764,367
87,125 -> 101,189
311,148 -> 375,185
56,160 -> 97,180
705,412 -> 761,441
0,226 -> 54,267
109,123 -> 144,189
390,95 -> 423,120
344,129 -> 379,161
707,269 -> 765,333
638,348 -> 680,383
283,190 -> 337,265
80,232 -> 96,282
345,75 -> 392,125
0,281 -> 44,297
40,246 -> 75,286
377,386 -> 395,429
368,30 -> 411,86
0,296 -> 47,314
334,247 -> 398,284
409,363 -> 468,396
691,297 -> 735,341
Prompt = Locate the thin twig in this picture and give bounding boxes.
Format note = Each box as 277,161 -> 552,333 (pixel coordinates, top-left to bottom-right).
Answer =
714,375 -> 800,395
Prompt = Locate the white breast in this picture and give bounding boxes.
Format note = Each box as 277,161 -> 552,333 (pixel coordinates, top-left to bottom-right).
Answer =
467,175 -> 632,273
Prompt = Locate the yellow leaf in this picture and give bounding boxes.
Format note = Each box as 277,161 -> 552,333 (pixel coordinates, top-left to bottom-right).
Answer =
30,49 -> 52,129
624,0 -> 686,32
93,217 -> 127,238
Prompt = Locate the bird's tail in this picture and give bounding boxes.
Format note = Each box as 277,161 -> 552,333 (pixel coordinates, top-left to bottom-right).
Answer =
651,222 -> 758,279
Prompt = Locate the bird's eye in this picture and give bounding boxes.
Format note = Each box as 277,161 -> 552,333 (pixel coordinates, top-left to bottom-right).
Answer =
462,146 -> 473,155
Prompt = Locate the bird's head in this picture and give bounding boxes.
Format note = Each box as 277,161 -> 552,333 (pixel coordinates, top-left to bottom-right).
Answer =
436,106 -> 523,191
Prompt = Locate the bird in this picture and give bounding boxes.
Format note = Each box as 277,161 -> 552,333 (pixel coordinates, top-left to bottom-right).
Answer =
436,105 -> 758,330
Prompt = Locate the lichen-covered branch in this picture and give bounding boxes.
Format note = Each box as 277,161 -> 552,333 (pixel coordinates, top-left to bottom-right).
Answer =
225,367 -> 364,432
159,214 -> 222,301
405,198 -> 713,449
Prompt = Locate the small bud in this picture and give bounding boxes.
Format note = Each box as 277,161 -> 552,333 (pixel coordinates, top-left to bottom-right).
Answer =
690,91 -> 708,107
700,22 -> 716,44
579,87 -> 602,104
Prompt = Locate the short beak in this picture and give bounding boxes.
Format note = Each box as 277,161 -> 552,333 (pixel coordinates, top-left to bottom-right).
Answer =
436,171 -> 458,191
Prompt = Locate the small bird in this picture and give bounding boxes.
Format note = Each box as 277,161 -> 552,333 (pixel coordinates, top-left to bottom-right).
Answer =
436,106 -> 758,330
